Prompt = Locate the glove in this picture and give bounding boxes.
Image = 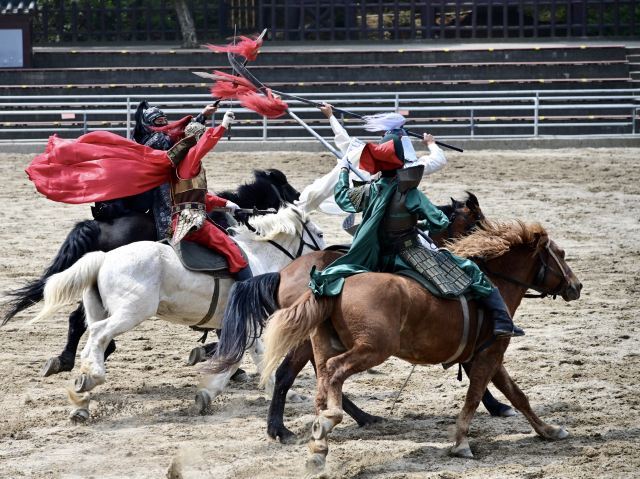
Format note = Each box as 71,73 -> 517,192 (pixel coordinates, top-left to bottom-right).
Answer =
225,200 -> 240,210
337,156 -> 351,170
221,111 -> 235,129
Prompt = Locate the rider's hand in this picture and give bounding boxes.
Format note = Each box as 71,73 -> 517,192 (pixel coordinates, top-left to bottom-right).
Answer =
422,133 -> 435,146
319,103 -> 333,119
221,111 -> 235,129
225,200 -> 240,210
337,156 -> 350,170
201,104 -> 218,118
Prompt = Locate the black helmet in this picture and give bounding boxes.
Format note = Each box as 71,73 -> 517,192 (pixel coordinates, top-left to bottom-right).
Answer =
133,101 -> 167,143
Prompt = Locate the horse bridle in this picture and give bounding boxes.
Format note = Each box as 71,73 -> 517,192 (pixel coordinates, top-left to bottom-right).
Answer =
476,238 -> 571,299
267,211 -> 322,260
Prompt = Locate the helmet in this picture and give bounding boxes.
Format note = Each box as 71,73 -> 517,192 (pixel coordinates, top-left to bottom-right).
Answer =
143,106 -> 167,126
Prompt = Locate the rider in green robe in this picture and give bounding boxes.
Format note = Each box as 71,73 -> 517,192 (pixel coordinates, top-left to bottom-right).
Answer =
309,111 -> 523,338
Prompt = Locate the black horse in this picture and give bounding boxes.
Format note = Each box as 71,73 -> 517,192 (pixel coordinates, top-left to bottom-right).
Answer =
2,169 -> 300,377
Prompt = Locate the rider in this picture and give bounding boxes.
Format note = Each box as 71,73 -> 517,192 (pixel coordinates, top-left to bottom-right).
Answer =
308,113 -> 524,338
167,111 -> 253,281
92,101 -> 230,240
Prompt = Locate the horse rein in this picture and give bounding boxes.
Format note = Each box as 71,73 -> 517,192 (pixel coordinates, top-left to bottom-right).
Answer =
476,238 -> 571,299
267,212 -> 322,260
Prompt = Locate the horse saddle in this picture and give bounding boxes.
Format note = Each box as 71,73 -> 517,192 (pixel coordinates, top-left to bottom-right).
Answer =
161,239 -> 245,277
398,240 -> 473,297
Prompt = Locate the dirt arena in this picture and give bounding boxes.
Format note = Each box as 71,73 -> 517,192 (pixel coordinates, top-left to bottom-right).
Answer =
1,146 -> 638,479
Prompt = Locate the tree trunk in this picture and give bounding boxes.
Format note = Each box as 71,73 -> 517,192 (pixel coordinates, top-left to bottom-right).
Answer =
174,0 -> 198,48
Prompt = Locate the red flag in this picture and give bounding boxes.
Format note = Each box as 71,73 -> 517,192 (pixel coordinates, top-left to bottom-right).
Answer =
209,70 -> 258,92
206,35 -> 263,61
238,89 -> 288,118
211,81 -> 255,100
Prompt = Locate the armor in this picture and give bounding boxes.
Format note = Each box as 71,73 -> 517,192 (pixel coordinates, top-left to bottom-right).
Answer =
381,165 -> 424,241
170,161 -> 209,244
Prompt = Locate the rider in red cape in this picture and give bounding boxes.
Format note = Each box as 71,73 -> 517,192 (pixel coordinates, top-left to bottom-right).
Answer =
26,111 -> 250,278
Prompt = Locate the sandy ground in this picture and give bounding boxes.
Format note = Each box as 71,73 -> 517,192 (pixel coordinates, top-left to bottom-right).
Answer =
0,147 -> 638,479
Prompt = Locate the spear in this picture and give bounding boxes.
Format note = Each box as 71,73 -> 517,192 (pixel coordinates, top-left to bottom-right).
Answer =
226,52 -> 463,153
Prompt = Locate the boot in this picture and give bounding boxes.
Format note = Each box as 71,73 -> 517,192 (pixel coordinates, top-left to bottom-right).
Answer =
232,264 -> 253,282
479,288 -> 525,338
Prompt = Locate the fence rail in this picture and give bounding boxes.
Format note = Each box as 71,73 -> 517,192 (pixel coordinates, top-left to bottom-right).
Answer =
32,0 -> 640,44
1,89 -> 639,144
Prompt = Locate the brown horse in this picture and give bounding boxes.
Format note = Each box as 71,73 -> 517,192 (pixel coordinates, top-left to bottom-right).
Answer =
260,221 -> 582,474
208,193 -> 514,438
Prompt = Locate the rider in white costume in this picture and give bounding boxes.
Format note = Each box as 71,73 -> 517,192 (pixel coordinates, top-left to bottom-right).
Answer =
296,103 -> 447,215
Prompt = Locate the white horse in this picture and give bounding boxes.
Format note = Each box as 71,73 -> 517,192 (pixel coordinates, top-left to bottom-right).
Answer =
31,205 -> 325,421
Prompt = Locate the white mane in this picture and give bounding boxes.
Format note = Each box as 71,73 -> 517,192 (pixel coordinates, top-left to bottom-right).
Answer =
232,204 -> 308,242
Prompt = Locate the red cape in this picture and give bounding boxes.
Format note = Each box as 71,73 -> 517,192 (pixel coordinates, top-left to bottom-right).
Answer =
26,131 -> 174,204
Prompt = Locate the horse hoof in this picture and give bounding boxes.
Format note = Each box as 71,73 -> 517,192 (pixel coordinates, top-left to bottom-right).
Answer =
41,357 -> 62,377
550,427 -> 569,440
305,453 -> 326,476
450,444 -> 474,459
496,406 -> 517,418
230,369 -> 249,383
69,408 -> 90,424
74,374 -> 94,393
311,416 -> 333,441
186,346 -> 207,366
286,391 -> 307,403
357,413 -> 384,427
195,390 -> 211,414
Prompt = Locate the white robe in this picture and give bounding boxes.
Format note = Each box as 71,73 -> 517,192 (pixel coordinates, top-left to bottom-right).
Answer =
296,115 -> 447,215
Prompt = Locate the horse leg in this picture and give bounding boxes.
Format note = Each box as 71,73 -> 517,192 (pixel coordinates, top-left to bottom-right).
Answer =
41,304 -> 117,377
267,343 -> 312,443
491,365 -> 568,440
307,336 -> 383,475
461,362 -> 515,417
69,287 -> 151,422
195,362 -> 241,414
451,346 -> 504,458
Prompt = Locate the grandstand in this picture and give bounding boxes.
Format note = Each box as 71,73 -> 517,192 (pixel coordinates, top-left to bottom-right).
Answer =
1,41 -> 638,143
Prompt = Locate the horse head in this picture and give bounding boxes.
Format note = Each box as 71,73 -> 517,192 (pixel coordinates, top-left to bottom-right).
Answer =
433,192 -> 485,245
255,169 -> 301,204
450,221 -> 582,303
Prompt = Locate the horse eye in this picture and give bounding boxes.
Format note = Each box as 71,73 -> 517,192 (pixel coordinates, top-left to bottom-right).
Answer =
318,232 -> 324,238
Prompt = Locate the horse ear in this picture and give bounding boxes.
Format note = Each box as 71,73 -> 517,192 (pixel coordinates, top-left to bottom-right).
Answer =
450,197 -> 457,206
465,191 -> 479,209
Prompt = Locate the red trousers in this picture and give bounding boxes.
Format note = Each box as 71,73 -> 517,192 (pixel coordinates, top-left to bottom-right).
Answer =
175,218 -> 248,273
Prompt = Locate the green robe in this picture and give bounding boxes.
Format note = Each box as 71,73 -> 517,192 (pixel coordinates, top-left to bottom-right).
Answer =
309,169 -> 492,298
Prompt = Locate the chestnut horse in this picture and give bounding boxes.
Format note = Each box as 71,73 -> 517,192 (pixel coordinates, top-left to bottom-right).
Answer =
260,221 -> 582,474
208,194 -> 514,433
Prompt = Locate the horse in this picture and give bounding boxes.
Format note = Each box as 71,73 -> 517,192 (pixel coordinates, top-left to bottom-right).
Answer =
208,194 -> 516,433
259,221 -> 582,474
2,169 -> 300,377
25,204 -> 324,423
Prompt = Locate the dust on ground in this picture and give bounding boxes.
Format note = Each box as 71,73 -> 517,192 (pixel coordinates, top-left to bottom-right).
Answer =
1,147 -> 638,478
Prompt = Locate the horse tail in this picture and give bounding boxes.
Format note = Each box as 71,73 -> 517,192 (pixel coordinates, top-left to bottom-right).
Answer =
207,273 -> 281,373
31,251 -> 106,325
2,220 -> 100,325
261,290 -> 334,386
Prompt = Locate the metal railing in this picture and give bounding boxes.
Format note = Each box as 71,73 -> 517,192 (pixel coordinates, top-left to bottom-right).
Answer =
1,88 -> 638,144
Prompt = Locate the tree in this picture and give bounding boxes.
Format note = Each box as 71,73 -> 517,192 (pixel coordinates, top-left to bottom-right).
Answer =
174,0 -> 197,48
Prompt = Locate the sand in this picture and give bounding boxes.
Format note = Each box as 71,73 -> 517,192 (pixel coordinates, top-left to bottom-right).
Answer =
1,147 -> 638,478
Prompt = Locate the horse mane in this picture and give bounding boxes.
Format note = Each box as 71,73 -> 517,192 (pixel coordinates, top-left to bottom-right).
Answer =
217,169 -> 287,208
447,220 -> 548,259
232,204 -> 307,242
